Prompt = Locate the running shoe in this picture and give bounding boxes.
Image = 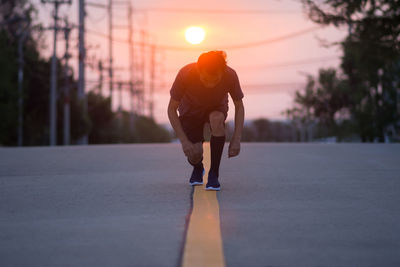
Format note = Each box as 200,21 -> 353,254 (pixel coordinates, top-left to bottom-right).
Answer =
189,166 -> 205,186
205,171 -> 220,191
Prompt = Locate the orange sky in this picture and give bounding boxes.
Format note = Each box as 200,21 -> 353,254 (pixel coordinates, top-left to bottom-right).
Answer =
35,0 -> 346,125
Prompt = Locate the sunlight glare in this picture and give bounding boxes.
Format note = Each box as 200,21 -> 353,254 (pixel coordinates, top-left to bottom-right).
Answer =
185,26 -> 205,45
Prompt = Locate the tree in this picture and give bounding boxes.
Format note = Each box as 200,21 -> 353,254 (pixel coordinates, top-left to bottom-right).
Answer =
0,0 -> 42,145
87,91 -> 114,144
0,0 -> 92,146
285,68 -> 352,140
130,114 -> 171,143
0,0 -> 177,146
86,91 -> 171,144
298,0 -> 400,142
0,30 -> 19,145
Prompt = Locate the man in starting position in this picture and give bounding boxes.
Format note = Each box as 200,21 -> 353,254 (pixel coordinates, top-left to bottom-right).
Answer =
167,50 -> 245,191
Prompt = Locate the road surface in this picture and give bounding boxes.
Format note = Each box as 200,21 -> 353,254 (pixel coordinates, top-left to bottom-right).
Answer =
1,143 -> 399,267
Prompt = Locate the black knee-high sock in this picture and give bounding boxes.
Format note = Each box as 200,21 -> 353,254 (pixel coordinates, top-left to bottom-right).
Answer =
210,135 -> 225,177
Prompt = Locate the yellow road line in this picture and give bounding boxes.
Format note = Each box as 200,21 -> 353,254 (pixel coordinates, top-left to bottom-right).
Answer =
182,142 -> 226,267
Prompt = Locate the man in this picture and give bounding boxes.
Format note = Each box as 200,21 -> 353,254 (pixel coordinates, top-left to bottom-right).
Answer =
167,50 -> 244,191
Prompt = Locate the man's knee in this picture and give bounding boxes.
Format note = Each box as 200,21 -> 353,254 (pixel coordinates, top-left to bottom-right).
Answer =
209,111 -> 225,135
188,142 -> 203,163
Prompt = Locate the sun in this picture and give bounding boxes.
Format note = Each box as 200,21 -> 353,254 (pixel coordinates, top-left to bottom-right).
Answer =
185,26 -> 205,45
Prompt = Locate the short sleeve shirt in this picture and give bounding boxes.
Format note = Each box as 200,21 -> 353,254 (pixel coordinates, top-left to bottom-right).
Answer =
170,63 -> 244,117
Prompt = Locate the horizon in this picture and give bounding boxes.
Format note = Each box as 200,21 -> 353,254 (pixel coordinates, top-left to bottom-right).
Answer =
32,0 -> 346,124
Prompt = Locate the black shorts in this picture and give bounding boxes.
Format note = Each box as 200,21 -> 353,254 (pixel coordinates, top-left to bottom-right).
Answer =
179,108 -> 227,143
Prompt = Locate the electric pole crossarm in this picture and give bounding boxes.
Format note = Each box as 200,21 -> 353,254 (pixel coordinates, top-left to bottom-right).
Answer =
41,0 -> 71,3
113,24 -> 129,29
86,2 -> 107,8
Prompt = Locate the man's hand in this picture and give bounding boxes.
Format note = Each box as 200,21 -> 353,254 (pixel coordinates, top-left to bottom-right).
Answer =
228,139 -> 240,158
229,99 -> 244,158
181,139 -> 196,159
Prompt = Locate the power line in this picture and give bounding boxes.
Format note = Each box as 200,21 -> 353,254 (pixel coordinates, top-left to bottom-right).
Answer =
86,26 -> 322,51
142,82 -> 305,92
87,10 -> 108,23
150,83 -> 305,95
236,56 -> 339,70
85,80 -> 304,89
133,7 -> 300,14
157,26 -> 322,51
242,82 -> 305,88
86,29 -> 126,42
165,55 -> 339,73
85,3 -> 300,14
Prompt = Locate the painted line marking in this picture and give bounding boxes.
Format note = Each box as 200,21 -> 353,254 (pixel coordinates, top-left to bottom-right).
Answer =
182,142 -> 226,267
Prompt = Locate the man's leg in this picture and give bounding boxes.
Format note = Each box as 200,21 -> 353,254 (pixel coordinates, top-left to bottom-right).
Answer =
206,111 -> 226,190
179,115 -> 203,162
179,115 -> 206,185
187,142 -> 205,185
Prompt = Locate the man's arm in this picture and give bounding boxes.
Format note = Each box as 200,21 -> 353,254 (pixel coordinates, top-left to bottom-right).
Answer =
229,99 -> 245,158
167,98 -> 196,158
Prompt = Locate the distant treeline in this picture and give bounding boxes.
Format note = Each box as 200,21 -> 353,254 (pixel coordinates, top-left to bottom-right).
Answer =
226,119 -> 296,142
225,118 -> 346,143
0,0 -> 170,146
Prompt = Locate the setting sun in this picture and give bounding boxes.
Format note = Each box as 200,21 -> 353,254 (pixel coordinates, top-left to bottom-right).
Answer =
185,26 -> 205,45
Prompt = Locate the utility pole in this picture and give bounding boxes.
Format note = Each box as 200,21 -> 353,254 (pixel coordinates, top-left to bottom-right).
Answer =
149,44 -> 155,119
77,0 -> 88,144
41,0 -> 71,146
397,58 -> 400,136
98,60 -> 103,95
118,81 -> 123,112
63,18 -> 71,145
117,81 -> 123,143
140,29 -> 146,115
108,0 -> 113,105
49,2 -> 59,146
128,2 -> 135,131
17,20 -> 30,146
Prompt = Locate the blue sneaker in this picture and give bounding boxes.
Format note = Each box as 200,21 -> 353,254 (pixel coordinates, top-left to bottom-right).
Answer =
189,166 -> 205,186
205,171 -> 220,191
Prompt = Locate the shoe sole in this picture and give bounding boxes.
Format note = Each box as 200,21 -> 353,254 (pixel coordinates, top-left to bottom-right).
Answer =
205,186 -> 221,191
189,169 -> 205,186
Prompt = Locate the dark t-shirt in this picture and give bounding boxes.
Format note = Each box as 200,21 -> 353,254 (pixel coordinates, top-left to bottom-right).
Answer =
170,62 -> 244,117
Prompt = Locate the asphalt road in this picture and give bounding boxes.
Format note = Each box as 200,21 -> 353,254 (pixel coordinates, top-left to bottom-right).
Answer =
0,144 -> 190,267
219,143 -> 400,267
1,143 -> 400,267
